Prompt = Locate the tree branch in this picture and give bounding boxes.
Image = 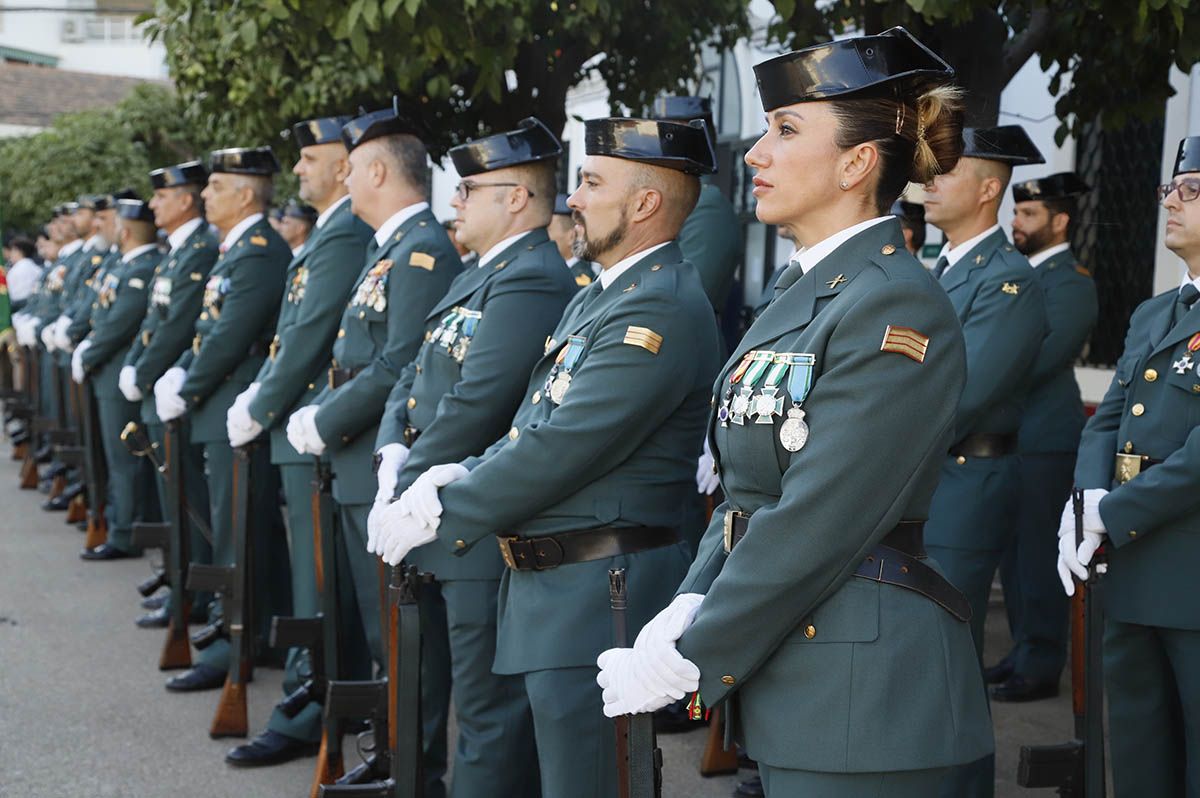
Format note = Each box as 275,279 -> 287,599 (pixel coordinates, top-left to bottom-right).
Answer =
1001,6 -> 1053,85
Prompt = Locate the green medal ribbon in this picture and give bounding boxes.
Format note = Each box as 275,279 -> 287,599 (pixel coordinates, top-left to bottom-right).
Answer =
784,353 -> 816,405
742,350 -> 775,388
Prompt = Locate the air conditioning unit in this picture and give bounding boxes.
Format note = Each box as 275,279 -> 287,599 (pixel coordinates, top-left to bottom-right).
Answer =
61,18 -> 86,43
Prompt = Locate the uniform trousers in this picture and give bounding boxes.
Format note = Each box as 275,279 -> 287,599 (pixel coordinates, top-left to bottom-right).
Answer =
146,419 -> 213,615
759,765 -> 948,797
96,395 -> 158,552
1105,618 -> 1200,797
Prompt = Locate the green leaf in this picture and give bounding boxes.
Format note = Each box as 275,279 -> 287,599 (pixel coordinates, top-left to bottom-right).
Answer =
239,19 -> 258,46
404,0 -> 420,16
349,24 -> 369,59
362,0 -> 380,29
382,0 -> 403,16
347,0 -> 364,31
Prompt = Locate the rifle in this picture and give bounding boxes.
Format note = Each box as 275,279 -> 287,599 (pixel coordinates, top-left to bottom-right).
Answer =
188,442 -> 256,738
123,420 -> 213,669
1017,488 -> 1107,796
696,491 -> 738,778
271,457 -> 345,797
78,378 -> 108,550
17,343 -> 42,489
610,568 -> 664,798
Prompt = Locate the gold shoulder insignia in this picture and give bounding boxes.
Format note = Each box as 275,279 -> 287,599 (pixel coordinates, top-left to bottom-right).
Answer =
409,252 -> 435,270
194,241 -> 206,249
128,278 -> 145,290
575,273 -> 592,287
544,336 -> 556,354
190,272 -> 203,281
974,254 -> 985,265
1004,245 -> 1014,252
880,244 -> 896,255
1074,265 -> 1092,277
250,235 -> 268,247
880,325 -> 929,364
92,255 -> 102,265
494,260 -> 508,271
623,282 -> 637,293
623,325 -> 663,355
1001,282 -> 1020,295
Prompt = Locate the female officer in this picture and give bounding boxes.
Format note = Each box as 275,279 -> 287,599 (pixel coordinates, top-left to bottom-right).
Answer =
598,28 -> 993,796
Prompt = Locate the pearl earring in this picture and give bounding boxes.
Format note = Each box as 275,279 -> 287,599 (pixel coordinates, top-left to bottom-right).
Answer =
840,181 -> 849,189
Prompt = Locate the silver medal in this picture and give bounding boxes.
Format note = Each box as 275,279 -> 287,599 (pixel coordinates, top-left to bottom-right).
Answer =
779,407 -> 809,452
730,386 -> 753,425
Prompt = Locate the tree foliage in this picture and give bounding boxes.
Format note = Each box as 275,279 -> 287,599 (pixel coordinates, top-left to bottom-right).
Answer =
141,0 -> 749,157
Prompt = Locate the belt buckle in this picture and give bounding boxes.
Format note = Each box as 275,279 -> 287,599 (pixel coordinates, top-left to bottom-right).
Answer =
1114,452 -> 1143,484
191,334 -> 201,355
723,511 -> 734,554
403,425 -> 418,447
269,335 -> 279,362
327,367 -> 338,391
497,536 -> 519,570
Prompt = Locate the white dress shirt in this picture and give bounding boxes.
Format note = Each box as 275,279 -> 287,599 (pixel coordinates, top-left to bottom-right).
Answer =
221,212 -> 264,251
1028,241 -> 1071,269
788,216 -> 892,275
599,241 -> 671,290
937,224 -> 1002,276
374,202 -> 430,248
167,217 -> 204,253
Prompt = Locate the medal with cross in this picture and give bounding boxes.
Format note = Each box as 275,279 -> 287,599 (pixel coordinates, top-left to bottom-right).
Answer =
1174,354 -> 1194,374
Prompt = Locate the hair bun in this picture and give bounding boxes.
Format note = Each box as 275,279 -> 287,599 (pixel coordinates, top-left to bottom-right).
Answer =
909,85 -> 965,184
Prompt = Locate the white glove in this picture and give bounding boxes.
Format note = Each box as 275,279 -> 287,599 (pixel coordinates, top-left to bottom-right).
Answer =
226,383 -> 263,447
53,315 -> 72,352
14,317 -> 31,347
696,438 -> 719,495
40,322 -> 57,351
1056,489 -> 1108,596
396,463 -> 470,529
154,367 -> 188,421
377,503 -> 438,565
287,405 -> 325,455
367,500 -> 390,555
118,365 -> 142,402
375,442 -> 411,504
70,339 -> 91,384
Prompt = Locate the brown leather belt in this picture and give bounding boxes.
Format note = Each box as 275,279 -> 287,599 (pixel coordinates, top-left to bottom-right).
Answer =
723,512 -> 969,622
497,525 -> 679,571
949,432 -> 1017,459
1114,452 -> 1161,485
402,425 -> 421,447
328,366 -> 362,390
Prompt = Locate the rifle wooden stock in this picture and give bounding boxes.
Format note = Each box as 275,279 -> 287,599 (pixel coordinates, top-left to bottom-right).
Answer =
699,707 -> 738,776
47,471 -> 66,500
609,568 -> 663,798
311,733 -> 346,798
65,493 -> 86,524
210,666 -> 250,738
80,379 -> 107,549
310,458 -> 344,797
19,451 -> 38,488
12,441 -> 28,461
159,607 -> 194,670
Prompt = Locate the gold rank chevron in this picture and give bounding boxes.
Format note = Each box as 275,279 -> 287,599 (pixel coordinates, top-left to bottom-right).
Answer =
623,325 -> 663,355
409,252 -> 435,270
880,324 -> 929,363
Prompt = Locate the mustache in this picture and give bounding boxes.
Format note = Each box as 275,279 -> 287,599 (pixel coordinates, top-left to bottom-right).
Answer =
572,211 -> 586,228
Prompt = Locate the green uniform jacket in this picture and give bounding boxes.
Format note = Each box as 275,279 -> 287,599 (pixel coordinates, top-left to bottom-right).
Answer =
676,218 -> 992,773
679,183 -> 742,312
1019,248 -> 1097,453
125,223 -> 220,425
175,217 -> 290,443
31,248 -> 81,326
65,250 -> 121,346
1076,288 -> 1200,631
80,248 -> 162,399
313,207 -> 461,506
248,198 -> 373,466
431,242 -> 720,673
376,227 -> 577,580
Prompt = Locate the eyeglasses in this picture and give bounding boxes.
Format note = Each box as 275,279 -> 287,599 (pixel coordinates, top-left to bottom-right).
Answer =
1156,178 -> 1200,203
454,181 -> 533,201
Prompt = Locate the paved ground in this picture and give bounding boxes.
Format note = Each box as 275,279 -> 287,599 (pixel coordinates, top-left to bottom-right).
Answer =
0,450 -> 1085,797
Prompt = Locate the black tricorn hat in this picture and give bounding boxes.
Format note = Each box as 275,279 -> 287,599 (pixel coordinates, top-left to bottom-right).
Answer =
1173,136 -> 1200,177
584,118 -> 717,176
961,126 -> 1044,166
291,116 -> 353,149
116,198 -> 156,225
282,198 -> 317,224
209,147 -> 281,176
78,194 -> 106,211
1012,172 -> 1089,203
341,107 -> 422,153
448,117 -> 562,177
150,160 -> 208,189
553,193 -> 571,216
890,199 -> 925,225
59,202 -> 80,216
753,27 -> 953,111
652,96 -> 715,127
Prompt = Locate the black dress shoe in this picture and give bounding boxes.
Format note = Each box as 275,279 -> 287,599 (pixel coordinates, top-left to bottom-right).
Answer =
81,543 -> 139,561
653,701 -> 705,734
734,776 -> 764,797
225,730 -> 318,767
42,493 -> 72,511
142,592 -> 169,610
165,663 -> 226,692
990,674 -> 1059,703
737,746 -> 756,770
982,657 -> 1015,685
136,607 -> 170,628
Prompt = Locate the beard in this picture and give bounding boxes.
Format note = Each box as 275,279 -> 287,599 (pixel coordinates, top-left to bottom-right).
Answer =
572,208 -> 627,262
1013,224 -> 1054,256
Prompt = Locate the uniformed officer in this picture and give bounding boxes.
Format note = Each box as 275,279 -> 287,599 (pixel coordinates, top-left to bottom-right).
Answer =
121,160 -> 218,628
223,116 -> 374,767
922,125 -> 1048,798
548,192 -> 597,286
1062,137 -> 1200,797
155,146 -> 293,692
72,199 -> 162,559
368,117 -> 575,797
63,190 -> 138,353
989,173 -> 1097,702
597,28 -> 992,798
285,107 -> 461,667
277,198 -> 318,256
893,198 -> 926,256
650,96 -> 742,319
376,114 -> 721,798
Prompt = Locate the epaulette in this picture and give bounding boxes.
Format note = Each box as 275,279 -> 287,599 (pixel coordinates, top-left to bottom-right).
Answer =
1074,264 -> 1092,277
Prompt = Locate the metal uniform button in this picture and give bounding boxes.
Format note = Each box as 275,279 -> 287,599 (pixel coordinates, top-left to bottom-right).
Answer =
455,539 -> 466,550
424,330 -> 433,342
956,456 -> 967,465
406,397 -> 416,410
337,328 -> 346,339
1131,403 -> 1145,417
721,675 -> 735,685
804,625 -> 816,639
508,427 -> 519,440
1144,369 -> 1158,382
1128,530 -> 1138,538
532,391 -> 541,405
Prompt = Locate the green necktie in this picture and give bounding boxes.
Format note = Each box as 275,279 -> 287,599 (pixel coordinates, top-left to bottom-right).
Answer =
932,255 -> 950,280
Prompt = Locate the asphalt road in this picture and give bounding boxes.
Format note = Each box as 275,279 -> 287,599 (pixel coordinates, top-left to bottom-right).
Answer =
0,451 -> 1083,797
